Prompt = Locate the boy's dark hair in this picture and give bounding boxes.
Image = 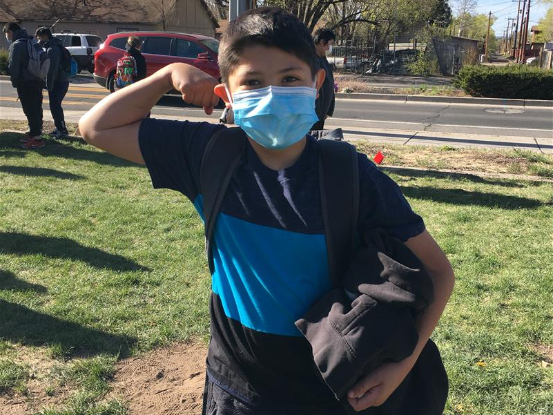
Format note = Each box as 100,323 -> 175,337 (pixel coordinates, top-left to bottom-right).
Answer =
35,26 -> 53,39
3,21 -> 21,33
127,36 -> 142,48
313,28 -> 336,45
218,7 -> 319,83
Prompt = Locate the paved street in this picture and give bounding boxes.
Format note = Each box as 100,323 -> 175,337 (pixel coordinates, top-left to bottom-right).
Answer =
1,75 -> 552,152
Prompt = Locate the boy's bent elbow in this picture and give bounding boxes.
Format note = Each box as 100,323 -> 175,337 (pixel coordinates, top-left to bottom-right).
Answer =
78,116 -> 97,145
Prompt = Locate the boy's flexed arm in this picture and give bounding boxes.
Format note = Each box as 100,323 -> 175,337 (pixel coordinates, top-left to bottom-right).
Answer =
347,230 -> 455,411
79,63 -> 219,164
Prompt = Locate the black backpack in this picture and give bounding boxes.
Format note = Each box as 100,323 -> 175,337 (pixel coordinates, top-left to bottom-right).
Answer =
199,127 -> 359,286
57,44 -> 73,76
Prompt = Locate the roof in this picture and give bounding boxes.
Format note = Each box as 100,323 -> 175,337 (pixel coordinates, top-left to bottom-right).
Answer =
531,26 -> 541,33
0,0 -> 218,28
107,31 -> 218,40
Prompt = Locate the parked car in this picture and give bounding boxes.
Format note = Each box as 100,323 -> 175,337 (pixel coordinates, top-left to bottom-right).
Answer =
53,32 -> 103,73
93,31 -> 221,93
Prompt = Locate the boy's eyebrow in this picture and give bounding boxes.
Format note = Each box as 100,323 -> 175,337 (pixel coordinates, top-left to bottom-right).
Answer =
242,67 -> 304,76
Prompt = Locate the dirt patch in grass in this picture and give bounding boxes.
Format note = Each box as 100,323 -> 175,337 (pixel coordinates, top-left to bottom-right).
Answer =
354,141 -> 553,181
334,74 -> 467,96
0,342 -> 208,415
532,343 -> 553,364
108,342 -> 207,415
0,346 -> 71,415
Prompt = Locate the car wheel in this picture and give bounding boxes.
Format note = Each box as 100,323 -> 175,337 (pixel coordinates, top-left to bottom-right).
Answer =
107,71 -> 116,93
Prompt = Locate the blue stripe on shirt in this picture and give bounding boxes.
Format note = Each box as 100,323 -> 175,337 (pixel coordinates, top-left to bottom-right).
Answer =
195,195 -> 332,336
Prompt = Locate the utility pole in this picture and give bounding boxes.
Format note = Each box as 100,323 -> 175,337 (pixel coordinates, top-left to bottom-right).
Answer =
521,0 -> 531,63
484,11 -> 492,62
517,0 -> 527,62
229,0 -> 249,21
513,0 -> 522,58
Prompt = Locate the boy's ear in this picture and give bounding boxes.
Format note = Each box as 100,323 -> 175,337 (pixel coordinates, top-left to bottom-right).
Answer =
214,84 -> 231,107
315,68 -> 326,98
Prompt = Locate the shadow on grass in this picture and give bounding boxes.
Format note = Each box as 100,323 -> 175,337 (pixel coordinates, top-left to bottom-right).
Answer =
0,232 -> 150,272
0,269 -> 47,293
0,165 -> 84,180
384,167 -> 526,188
401,186 -> 542,209
0,299 -> 136,357
0,132 -> 136,168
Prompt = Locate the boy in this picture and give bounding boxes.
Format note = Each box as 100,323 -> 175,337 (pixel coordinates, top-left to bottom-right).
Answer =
312,28 -> 336,131
35,27 -> 70,139
79,7 -> 454,414
4,22 -> 45,149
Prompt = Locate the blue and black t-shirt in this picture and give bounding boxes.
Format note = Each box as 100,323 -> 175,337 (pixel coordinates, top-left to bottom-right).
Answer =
139,118 -> 425,410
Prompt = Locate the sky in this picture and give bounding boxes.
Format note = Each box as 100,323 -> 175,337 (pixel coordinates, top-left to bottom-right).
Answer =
466,0 -> 550,36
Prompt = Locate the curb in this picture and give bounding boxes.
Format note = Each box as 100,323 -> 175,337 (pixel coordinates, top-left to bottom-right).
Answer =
336,92 -> 553,107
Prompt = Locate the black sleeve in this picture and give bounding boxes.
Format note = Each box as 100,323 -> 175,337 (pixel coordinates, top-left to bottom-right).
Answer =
327,91 -> 335,117
136,54 -> 147,81
46,46 -> 60,91
357,153 -> 425,242
138,118 -> 227,201
9,43 -> 22,87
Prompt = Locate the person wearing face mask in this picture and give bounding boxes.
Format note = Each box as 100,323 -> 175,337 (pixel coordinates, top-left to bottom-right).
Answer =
35,27 -> 69,139
311,28 -> 336,133
79,7 -> 454,415
3,21 -> 45,148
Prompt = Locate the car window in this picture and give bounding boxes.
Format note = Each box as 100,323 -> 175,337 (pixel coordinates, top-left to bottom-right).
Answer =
86,36 -> 102,47
174,39 -> 205,58
54,35 -> 67,45
109,37 -> 128,50
199,39 -> 219,54
71,36 -> 81,47
142,37 -> 172,56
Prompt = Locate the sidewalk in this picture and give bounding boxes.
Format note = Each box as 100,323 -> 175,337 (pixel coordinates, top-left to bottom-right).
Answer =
1,106 -> 551,153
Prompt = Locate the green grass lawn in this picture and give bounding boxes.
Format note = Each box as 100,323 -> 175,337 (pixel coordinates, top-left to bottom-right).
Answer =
1,123 -> 552,414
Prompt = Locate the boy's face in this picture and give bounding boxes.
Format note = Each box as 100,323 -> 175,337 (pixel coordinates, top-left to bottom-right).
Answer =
215,44 -> 325,102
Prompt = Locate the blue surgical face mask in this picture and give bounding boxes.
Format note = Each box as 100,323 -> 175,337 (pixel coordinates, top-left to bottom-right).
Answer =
226,85 -> 318,150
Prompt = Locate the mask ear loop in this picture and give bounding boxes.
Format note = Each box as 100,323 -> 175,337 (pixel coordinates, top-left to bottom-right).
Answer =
224,85 -> 233,107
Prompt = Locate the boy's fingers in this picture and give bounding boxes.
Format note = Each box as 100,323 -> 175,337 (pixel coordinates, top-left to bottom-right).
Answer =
347,375 -> 380,399
347,386 -> 382,411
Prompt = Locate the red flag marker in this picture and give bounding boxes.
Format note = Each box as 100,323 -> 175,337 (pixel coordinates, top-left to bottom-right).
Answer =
373,151 -> 384,165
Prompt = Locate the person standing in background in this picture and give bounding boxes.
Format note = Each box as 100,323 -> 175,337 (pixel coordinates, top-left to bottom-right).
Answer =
311,28 -> 336,132
3,22 -> 45,149
36,27 -> 69,139
125,36 -> 146,83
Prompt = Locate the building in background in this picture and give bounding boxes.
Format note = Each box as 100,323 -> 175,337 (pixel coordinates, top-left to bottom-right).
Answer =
0,0 -> 219,50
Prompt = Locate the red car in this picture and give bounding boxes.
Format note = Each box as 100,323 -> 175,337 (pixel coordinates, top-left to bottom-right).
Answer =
93,31 -> 221,92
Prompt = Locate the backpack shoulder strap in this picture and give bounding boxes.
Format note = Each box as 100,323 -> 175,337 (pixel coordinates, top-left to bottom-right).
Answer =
200,127 -> 247,273
318,139 -> 360,287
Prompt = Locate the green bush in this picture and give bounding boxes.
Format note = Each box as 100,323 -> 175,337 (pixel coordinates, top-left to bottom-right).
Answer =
0,49 -> 8,75
453,65 -> 553,100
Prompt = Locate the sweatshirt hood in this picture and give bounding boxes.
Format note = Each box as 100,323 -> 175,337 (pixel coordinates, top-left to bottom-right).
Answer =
12,28 -> 31,42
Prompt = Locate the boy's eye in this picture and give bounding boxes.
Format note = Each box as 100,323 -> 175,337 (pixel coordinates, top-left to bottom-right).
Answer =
283,76 -> 299,83
244,79 -> 261,87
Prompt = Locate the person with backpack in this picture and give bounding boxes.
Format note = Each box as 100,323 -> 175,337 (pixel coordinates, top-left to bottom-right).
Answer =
36,27 -> 70,139
3,21 -> 46,149
79,8 -> 455,414
125,36 -> 146,83
115,36 -> 146,89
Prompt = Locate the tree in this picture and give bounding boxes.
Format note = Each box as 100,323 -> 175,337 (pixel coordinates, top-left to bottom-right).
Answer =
535,7 -> 553,42
454,0 -> 478,36
429,0 -> 452,28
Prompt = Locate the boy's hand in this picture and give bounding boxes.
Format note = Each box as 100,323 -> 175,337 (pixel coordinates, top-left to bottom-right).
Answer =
346,359 -> 414,411
169,63 -> 220,115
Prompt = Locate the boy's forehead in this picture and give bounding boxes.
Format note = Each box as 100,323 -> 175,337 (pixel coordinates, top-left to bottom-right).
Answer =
230,45 -> 311,78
